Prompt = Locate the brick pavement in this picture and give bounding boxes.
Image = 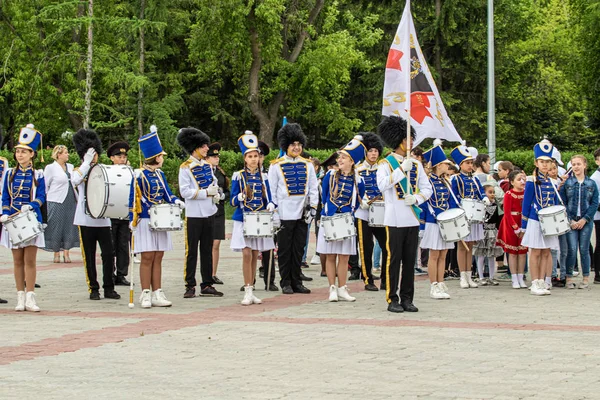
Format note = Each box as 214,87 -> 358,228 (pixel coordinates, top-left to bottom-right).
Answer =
1,222 -> 599,399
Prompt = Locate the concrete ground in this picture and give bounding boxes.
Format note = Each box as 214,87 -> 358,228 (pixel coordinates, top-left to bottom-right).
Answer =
1,221 -> 599,400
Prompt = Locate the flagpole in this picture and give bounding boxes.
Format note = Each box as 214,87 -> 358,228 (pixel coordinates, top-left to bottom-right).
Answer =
405,0 -> 412,193
487,0 -> 496,164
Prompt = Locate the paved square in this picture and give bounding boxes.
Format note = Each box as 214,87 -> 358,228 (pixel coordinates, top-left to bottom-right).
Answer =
1,223 -> 599,399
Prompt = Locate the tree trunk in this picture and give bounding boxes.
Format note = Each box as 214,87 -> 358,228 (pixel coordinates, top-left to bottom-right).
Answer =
83,0 -> 93,129
137,0 -> 145,138
435,0 -> 443,88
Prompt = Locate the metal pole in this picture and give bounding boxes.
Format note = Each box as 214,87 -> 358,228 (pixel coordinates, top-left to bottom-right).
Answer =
487,0 -> 496,164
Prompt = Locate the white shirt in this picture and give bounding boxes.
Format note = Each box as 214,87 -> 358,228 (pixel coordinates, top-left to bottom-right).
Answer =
72,162 -> 111,227
44,161 -> 78,203
268,155 -> 319,221
178,156 -> 218,218
376,154 -> 432,228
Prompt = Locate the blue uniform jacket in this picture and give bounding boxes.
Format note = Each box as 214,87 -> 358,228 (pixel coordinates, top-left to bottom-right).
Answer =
451,172 -> 485,202
421,173 -> 461,228
521,173 -> 560,229
2,166 -> 46,223
129,168 -> 179,222
320,170 -> 365,217
230,169 -> 273,222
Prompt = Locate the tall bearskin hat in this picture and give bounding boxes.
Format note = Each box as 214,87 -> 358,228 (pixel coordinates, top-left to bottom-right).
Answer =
176,127 -> 210,155
72,128 -> 102,159
277,123 -> 307,151
359,132 -> 384,155
377,115 -> 416,150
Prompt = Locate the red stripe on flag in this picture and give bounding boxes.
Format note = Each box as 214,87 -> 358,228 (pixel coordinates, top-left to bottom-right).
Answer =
386,49 -> 403,71
411,92 -> 433,124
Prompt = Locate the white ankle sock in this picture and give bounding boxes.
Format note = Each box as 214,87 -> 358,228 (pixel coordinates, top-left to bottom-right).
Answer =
545,276 -> 552,286
488,257 -> 496,280
477,256 -> 486,280
512,274 -> 519,285
517,274 -> 525,285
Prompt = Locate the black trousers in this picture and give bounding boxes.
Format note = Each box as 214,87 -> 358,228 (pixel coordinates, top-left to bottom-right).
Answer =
80,226 -> 115,293
277,219 -> 307,288
184,216 -> 215,289
385,226 -> 418,304
356,218 -> 388,286
261,236 -> 277,285
593,221 -> 600,276
111,219 -> 130,278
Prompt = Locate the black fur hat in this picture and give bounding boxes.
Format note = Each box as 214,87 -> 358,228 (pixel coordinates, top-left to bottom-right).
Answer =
277,123 -> 307,150
360,132 -> 384,155
177,127 -> 210,155
72,129 -> 102,159
377,115 -> 416,150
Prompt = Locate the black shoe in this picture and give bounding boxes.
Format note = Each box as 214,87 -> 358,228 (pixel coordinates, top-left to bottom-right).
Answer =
320,271 -> 327,277
292,285 -> 311,294
301,261 -> 309,269
373,275 -> 380,281
282,285 -> 294,295
35,283 -> 41,288
114,276 -> 130,286
380,283 -> 387,291
554,279 -> 566,288
365,283 -> 379,292
387,300 -> 404,313
265,284 -> 279,292
259,270 -> 264,278
212,276 -> 224,285
200,286 -> 224,297
90,291 -> 101,300
104,290 -> 121,300
183,288 -> 196,298
401,302 -> 419,312
299,273 -> 313,282
594,275 -> 600,284
348,271 -> 360,281
0,297 -> 7,304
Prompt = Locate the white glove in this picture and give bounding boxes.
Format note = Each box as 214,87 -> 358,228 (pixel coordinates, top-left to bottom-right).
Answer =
175,199 -> 185,210
0,215 -> 8,223
360,198 -> 370,210
304,207 -> 317,225
272,212 -> 281,228
83,148 -> 96,165
401,158 -> 413,172
266,203 -> 276,212
219,192 -> 226,201
207,185 -> 219,196
212,195 -> 220,204
513,228 -> 521,235
129,222 -> 137,232
404,194 -> 417,206
391,168 -> 404,183
237,193 -> 246,202
20,205 -> 33,213
483,197 -> 492,206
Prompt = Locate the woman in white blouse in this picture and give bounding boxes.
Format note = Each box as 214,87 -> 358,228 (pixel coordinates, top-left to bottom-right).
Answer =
43,145 -> 80,262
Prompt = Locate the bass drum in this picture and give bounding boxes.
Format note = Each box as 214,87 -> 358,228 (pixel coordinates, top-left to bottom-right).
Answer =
86,164 -> 134,219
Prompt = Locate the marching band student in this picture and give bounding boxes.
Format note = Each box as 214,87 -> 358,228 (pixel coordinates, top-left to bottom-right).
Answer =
318,136 -> 366,302
268,123 -> 319,295
106,141 -> 132,286
473,179 -> 504,286
0,145 -> 6,304
377,116 -> 432,313
230,132 -> 276,305
521,139 -> 560,296
355,132 -> 386,292
420,142 -> 458,299
206,142 -> 228,285
129,128 -> 184,308
497,170 -> 528,288
177,127 -> 223,298
0,125 -> 46,311
72,129 -> 121,301
450,144 -> 485,289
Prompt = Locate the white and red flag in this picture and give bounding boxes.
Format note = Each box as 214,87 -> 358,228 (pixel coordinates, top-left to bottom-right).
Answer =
382,0 -> 462,146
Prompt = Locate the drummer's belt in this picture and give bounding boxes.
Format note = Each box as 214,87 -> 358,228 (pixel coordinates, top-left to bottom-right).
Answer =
280,162 -> 307,196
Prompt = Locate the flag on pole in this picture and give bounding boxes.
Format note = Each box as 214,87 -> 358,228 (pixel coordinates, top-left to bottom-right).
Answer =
382,0 -> 462,146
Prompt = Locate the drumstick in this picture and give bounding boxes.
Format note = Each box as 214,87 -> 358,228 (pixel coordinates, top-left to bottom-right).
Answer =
266,249 -> 273,291
128,242 -> 135,309
460,240 -> 469,251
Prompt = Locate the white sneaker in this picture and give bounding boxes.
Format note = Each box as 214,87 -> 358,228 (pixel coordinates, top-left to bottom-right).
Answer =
479,278 -> 489,286
512,280 -> 521,289
133,256 -> 141,264
430,283 -> 446,299
531,280 -> 547,296
545,280 -> 552,290
328,285 -> 338,302
467,273 -> 478,288
310,255 -> 321,265
250,286 -> 262,304
15,291 -> 25,311
151,289 -> 172,307
573,270 -> 580,277
241,286 -> 253,306
139,289 -> 152,308
460,272 -> 469,289
337,285 -> 356,302
25,292 -> 40,312
438,282 -> 451,299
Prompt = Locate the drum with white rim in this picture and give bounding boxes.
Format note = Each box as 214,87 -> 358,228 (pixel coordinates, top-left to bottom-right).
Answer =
86,164 -> 134,219
243,211 -> 274,238
368,201 -> 385,227
436,208 -> 470,242
322,212 -> 356,242
3,210 -> 44,246
149,203 -> 182,231
461,198 -> 485,223
538,205 -> 570,237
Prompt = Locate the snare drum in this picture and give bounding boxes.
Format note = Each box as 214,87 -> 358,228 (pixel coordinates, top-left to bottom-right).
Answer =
322,212 -> 356,242
538,205 -> 570,236
86,164 -> 134,219
368,201 -> 385,227
461,198 -> 485,223
3,210 -> 44,246
243,212 -> 274,238
436,208 -> 470,242
149,204 -> 182,231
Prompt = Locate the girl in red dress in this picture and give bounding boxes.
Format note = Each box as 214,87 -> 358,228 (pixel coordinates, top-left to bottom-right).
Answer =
497,170 -> 528,289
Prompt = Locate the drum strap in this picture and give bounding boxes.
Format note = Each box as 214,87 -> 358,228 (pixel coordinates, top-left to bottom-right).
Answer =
548,179 -> 565,206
